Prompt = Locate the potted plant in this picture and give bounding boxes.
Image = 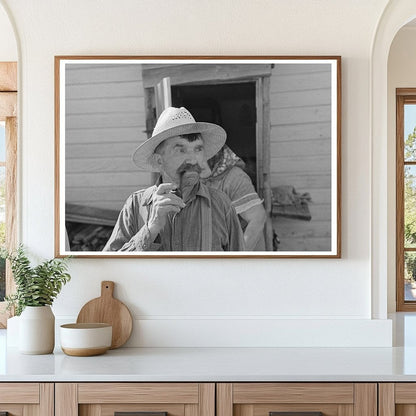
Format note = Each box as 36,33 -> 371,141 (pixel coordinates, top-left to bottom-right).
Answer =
3,245 -> 71,354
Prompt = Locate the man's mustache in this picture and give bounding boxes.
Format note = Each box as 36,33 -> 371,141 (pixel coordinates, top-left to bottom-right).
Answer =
177,162 -> 202,175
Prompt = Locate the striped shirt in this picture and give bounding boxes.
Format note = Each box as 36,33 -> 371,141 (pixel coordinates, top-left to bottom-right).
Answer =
103,181 -> 244,252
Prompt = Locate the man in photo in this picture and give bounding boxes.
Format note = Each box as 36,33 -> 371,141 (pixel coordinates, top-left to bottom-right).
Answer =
103,107 -> 244,252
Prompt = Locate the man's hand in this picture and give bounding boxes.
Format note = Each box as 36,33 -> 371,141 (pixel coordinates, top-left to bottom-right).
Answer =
147,183 -> 186,238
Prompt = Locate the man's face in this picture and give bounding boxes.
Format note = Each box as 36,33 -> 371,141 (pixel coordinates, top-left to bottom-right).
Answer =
154,136 -> 205,185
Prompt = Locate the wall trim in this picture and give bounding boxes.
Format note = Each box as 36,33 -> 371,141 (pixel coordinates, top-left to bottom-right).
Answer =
53,317 -> 392,348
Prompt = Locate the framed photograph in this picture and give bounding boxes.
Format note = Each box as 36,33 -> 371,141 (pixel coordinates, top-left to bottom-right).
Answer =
55,56 -> 341,258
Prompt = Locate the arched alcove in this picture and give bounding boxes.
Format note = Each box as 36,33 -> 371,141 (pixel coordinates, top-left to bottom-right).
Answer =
387,20 -> 416,313
371,0 -> 416,318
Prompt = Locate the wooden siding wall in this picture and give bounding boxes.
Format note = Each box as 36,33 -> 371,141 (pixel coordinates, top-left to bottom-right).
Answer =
65,64 -> 150,212
270,64 -> 332,251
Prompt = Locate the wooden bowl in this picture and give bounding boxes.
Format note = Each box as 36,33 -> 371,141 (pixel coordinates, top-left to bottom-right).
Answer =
60,323 -> 112,356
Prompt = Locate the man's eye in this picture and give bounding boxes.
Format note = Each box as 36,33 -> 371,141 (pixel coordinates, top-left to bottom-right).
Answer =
195,146 -> 203,152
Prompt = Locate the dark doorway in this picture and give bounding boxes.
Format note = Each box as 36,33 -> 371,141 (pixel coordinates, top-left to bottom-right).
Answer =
171,82 -> 257,188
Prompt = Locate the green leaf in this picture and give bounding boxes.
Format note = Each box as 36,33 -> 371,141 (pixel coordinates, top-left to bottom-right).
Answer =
5,245 -> 71,315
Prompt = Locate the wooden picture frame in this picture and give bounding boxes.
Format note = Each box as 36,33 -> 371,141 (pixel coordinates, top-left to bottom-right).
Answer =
55,56 -> 341,258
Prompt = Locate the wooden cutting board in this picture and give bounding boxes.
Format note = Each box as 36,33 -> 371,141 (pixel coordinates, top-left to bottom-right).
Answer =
76,281 -> 133,349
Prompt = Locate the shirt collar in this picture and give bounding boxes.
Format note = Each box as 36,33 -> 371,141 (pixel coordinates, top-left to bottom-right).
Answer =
142,175 -> 163,206
183,181 -> 211,208
195,181 -> 211,206
142,185 -> 158,206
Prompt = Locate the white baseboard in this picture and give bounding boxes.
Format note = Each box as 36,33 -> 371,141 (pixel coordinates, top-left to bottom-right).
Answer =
51,317 -> 393,348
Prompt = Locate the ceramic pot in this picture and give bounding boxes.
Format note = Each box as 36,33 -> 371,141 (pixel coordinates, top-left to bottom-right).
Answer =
19,306 -> 55,354
60,323 -> 112,356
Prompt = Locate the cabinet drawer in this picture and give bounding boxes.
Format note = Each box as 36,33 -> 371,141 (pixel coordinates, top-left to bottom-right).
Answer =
0,383 -> 53,416
217,383 -> 376,416
0,383 -> 39,403
56,383 -> 215,416
78,383 -> 200,404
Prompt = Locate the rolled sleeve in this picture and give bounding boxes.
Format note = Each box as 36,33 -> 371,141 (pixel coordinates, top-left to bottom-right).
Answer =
219,167 -> 263,214
103,192 -> 161,252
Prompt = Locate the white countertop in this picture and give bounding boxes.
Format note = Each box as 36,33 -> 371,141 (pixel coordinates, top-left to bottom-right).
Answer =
2,345 -> 416,382
2,313 -> 416,382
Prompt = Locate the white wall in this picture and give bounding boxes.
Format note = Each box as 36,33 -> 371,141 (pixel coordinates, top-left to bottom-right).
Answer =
0,3 -> 16,62
0,0 -> 394,347
387,26 -> 416,312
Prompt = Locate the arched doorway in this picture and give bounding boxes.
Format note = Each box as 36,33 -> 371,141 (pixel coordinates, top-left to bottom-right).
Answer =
371,0 -> 416,319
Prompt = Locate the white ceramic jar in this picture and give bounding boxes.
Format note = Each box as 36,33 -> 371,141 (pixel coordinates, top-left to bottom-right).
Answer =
19,305 -> 55,354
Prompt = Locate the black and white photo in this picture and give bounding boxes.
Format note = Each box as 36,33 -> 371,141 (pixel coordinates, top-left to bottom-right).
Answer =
55,57 -> 341,257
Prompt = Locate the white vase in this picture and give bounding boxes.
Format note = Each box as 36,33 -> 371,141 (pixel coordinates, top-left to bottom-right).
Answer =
19,306 -> 55,354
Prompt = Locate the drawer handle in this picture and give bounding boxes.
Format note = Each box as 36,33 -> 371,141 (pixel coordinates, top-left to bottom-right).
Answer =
114,412 -> 168,416
270,413 -> 323,416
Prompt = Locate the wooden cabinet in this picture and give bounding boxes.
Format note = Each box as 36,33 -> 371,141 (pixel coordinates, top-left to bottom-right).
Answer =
217,383 -> 377,416
1,381 -> 412,416
379,383 -> 416,416
55,383 -> 215,416
0,383 -> 53,415
55,382 -> 378,416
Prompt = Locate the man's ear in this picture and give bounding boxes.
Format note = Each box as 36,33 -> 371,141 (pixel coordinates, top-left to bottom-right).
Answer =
200,158 -> 212,179
150,153 -> 163,170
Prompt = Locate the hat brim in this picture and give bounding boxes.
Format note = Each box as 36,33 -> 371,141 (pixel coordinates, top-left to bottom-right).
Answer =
132,122 -> 227,171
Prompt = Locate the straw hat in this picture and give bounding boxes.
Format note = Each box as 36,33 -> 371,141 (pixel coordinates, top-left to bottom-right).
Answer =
132,107 -> 226,171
